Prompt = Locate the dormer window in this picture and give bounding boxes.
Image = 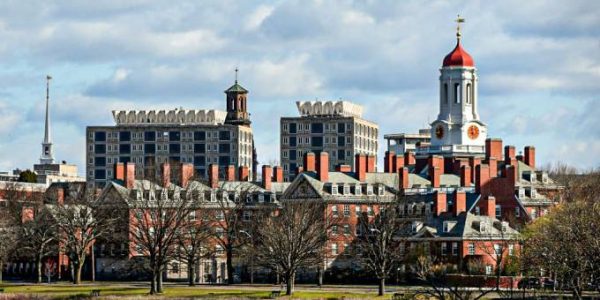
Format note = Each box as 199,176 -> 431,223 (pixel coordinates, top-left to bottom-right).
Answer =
411,221 -> 423,233
443,221 -> 456,233
518,187 -> 525,198
343,184 -> 351,195
270,194 -> 276,202
366,185 -> 373,196
355,184 -> 362,195
258,193 -> 265,203
222,192 -> 228,201
331,184 -> 338,195
210,192 -> 216,202
377,185 -> 385,196
479,221 -> 487,233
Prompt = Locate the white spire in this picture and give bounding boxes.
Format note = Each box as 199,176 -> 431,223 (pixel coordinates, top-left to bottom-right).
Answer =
40,75 -> 54,164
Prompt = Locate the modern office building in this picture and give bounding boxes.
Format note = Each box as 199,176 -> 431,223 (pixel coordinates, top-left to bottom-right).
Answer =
384,129 -> 431,155
86,78 -> 256,188
280,101 -> 378,181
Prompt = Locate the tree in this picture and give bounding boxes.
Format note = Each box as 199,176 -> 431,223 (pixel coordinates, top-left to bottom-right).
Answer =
0,227 -> 17,283
253,201 -> 331,296
354,200 -> 406,296
19,207 -> 58,283
52,190 -> 118,284
174,208 -> 212,286
128,181 -> 198,294
18,170 -> 37,183
523,172 -> 600,298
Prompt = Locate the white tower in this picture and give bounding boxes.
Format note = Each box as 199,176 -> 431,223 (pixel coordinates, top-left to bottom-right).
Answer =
40,75 -> 55,164
430,16 -> 487,153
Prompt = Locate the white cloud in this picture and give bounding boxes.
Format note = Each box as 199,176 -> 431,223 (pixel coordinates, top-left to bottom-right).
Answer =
245,5 -> 274,31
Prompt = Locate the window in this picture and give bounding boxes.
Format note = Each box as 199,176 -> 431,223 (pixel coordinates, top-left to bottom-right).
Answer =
144,144 -> 156,154
343,224 -> 351,235
452,242 -> 458,256
367,206 -> 373,216
311,136 -> 323,147
94,169 -> 106,180
119,144 -> 131,154
466,83 -> 472,104
219,144 -> 230,153
331,243 -> 338,255
454,83 -> 460,103
193,156 -> 205,166
343,184 -> 350,195
243,211 -> 251,221
508,244 -> 514,256
332,205 -> 338,217
495,205 -> 502,218
194,131 -> 206,141
289,123 -> 297,134
531,209 -> 537,219
289,150 -> 297,161
331,225 -> 338,235
441,242 -> 447,256
343,205 -> 350,217
338,149 -> 345,160
475,206 -> 481,216
219,131 -> 231,141
188,211 -> 196,221
94,157 -> 106,167
94,131 -> 106,142
468,243 -> 475,255
444,83 -> 448,104
169,144 -> 180,154
311,123 -> 323,133
289,136 -> 297,147
366,185 -> 373,196
377,185 -> 384,196
216,211 -> 224,221
95,144 -> 106,154
338,123 -> 345,133
485,265 -> 492,275
169,131 -> 181,141
331,184 -> 338,195
338,136 -> 345,147
355,205 -> 361,215
515,207 -> 520,217
355,185 -> 362,195
494,244 -> 502,255
218,156 -> 230,166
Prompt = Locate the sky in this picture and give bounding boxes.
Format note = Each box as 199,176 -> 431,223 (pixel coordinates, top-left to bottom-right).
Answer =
0,0 -> 598,175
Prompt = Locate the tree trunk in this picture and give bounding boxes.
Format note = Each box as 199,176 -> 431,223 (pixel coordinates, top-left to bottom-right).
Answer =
188,262 -> 195,286
286,274 -> 294,296
226,246 -> 234,284
36,256 -> 43,283
74,262 -> 83,284
150,273 -> 157,295
0,260 -> 3,283
157,270 -> 164,293
378,277 -> 385,296
317,267 -> 323,287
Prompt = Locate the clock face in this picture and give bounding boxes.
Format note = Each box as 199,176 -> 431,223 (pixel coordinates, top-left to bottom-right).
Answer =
467,125 -> 479,140
435,125 -> 444,139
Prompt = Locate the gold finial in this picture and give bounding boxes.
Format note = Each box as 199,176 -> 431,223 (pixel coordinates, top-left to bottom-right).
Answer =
234,67 -> 239,84
455,14 -> 465,40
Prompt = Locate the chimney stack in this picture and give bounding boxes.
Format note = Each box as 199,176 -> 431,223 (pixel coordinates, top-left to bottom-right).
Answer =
384,151 -> 395,173
483,195 -> 496,218
355,153 -> 367,182
434,191 -> 447,216
488,157 -> 498,178
469,157 -> 482,184
161,162 -> 171,187
125,162 -> 136,189
208,164 -> 219,189
485,138 -> 503,160
367,155 -> 376,173
317,152 -> 329,182
524,146 -> 536,169
398,167 -> 409,190
454,189 -> 466,216
180,163 -> 194,188
262,165 -> 273,190
428,155 -> 444,175
404,151 -> 416,166
460,165 -> 472,187
56,187 -> 65,205
304,152 -> 316,172
430,166 -> 441,188
475,164 -> 490,195
504,145 -> 516,166
395,155 -> 405,173
238,166 -> 249,181
226,165 -> 235,181
273,166 -> 283,183
114,162 -> 125,181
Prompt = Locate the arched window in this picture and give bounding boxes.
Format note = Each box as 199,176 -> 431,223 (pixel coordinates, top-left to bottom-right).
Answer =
454,83 -> 460,104
466,83 -> 472,104
444,83 -> 448,104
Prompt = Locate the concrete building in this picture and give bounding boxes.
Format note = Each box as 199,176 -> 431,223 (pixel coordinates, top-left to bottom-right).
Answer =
86,78 -> 256,188
280,101 -> 378,181
384,129 -> 431,155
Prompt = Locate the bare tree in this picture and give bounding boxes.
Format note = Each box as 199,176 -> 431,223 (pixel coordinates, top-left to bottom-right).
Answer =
51,190 -> 118,284
253,201 -> 331,296
0,226 -> 17,283
128,181 -> 198,294
174,207 -> 212,286
354,200 -> 405,296
19,207 -> 57,283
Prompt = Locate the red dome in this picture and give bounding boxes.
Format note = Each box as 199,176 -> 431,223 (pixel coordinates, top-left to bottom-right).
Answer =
442,40 -> 474,67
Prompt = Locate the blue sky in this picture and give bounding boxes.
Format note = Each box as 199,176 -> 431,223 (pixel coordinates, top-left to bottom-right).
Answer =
0,0 -> 598,174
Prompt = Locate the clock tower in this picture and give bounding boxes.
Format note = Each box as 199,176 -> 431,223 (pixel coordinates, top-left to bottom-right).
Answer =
429,16 -> 487,155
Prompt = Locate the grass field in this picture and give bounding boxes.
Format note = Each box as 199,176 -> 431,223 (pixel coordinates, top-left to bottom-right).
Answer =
0,283 -> 394,299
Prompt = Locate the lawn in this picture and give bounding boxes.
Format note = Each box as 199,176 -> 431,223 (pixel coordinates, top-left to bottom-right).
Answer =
0,283 -> 394,299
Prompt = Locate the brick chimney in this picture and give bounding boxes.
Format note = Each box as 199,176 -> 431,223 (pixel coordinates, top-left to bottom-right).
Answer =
434,191 -> 447,216
469,157 -> 481,184
180,163 -> 194,188
208,164 -> 219,189
398,167 -> 409,190
238,166 -> 249,181
404,151 -> 416,166
226,165 -> 235,181
304,152 -> 316,172
475,164 -> 490,195
460,165 -> 472,187
125,162 -> 135,189
395,155 -> 405,173
367,155 -> 376,173
161,162 -> 171,187
488,157 -> 498,178
262,165 -> 273,190
485,138 -> 503,160
114,162 -> 125,181
56,187 -> 65,205
524,146 -> 535,169
428,155 -> 444,175
454,189 -> 466,216
483,195 -> 496,218
430,166 -> 441,188
384,151 -> 395,173
506,165 -> 517,186
317,152 -> 329,182
273,166 -> 283,183
504,145 -> 516,166
336,164 -> 352,172
355,153 -> 367,182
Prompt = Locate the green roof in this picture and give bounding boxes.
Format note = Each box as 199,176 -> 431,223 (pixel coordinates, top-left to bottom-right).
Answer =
225,82 -> 248,93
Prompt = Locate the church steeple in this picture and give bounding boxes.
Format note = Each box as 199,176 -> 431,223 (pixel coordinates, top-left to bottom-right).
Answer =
40,75 -> 55,164
224,68 -> 251,126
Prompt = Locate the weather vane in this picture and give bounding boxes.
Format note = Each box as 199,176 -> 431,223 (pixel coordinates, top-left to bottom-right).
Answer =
455,14 -> 465,39
235,67 -> 239,84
